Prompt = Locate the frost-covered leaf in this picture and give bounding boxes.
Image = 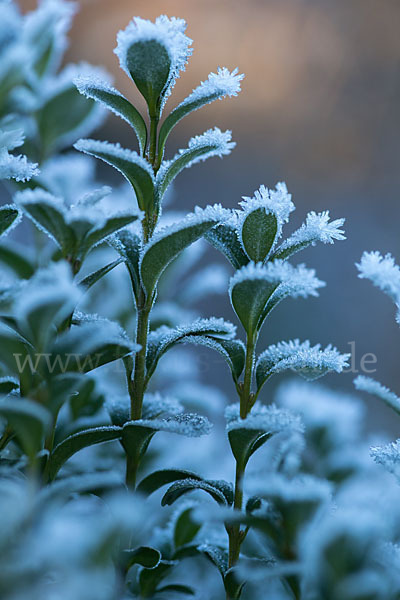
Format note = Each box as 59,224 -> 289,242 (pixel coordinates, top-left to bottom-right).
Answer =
114,16 -> 192,113
74,139 -> 155,213
122,414 -> 212,461
225,402 -> 304,469
138,560 -> 177,599
354,375 -> 400,415
137,469 -> 203,496
356,252 -> 400,320
110,229 -> 142,303
274,211 -> 346,261
0,240 -> 35,279
120,546 -> 161,572
48,320 -> 137,376
0,128 -> 39,182
197,543 -> 228,576
0,376 -> 18,395
74,76 -> 147,153
229,262 -> 286,336
77,257 -> 124,291
224,568 -> 246,600
140,205 -> 227,297
158,67 -> 243,156
204,215 -> 249,269
161,479 -> 230,506
15,189 -> 76,254
0,205 -> 20,236
47,425 -> 122,480
157,584 -> 195,596
370,440 -> 400,477
179,336 -> 246,383
173,505 -> 201,549
36,64 -> 107,156
0,321 -> 33,377
238,183 -> 295,262
0,396 -> 51,458
256,340 -> 350,391
146,317 -> 236,381
156,128 -> 235,198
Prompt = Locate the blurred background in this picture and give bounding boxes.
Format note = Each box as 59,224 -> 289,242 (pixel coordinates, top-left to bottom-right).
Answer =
18,0 -> 400,432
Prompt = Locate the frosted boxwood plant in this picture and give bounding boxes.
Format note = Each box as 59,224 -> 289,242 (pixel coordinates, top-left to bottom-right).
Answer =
0,5 -> 358,600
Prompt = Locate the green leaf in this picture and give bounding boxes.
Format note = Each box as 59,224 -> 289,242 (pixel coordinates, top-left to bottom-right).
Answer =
0,242 -> 35,279
146,318 -> 236,382
124,39 -> 171,114
205,222 -> 249,270
47,425 -> 122,480
77,258 -> 124,290
173,506 -> 201,549
140,207 -> 222,297
0,397 -> 51,458
74,139 -> 155,213
0,323 -> 35,377
36,84 -> 98,156
272,240 -> 313,262
111,230 -> 142,303
228,427 -> 273,470
47,322 -> 137,376
157,584 -> 196,596
0,206 -> 19,236
224,568 -> 246,600
230,269 -> 280,337
138,560 -> 176,598
240,208 -> 278,262
16,190 -> 75,255
137,469 -> 203,496
161,479 -> 229,506
198,544 -> 228,576
75,80 -> 147,154
79,213 -> 140,259
121,422 -> 156,463
120,546 -> 161,572
179,336 -> 245,383
0,377 -> 19,395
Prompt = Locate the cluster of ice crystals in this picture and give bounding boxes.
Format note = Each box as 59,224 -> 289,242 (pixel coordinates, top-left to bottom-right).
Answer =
239,182 -> 295,230
0,127 -> 39,182
356,251 -> 400,306
279,210 -> 346,252
354,375 -> 400,413
135,412 -> 212,437
180,67 -> 244,106
225,401 -> 304,435
274,263 -> 326,299
114,15 -> 192,107
370,440 -> 400,477
75,138 -> 155,176
259,339 -> 350,378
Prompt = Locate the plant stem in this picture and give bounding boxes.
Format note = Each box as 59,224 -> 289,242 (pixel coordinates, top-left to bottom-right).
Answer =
240,334 -> 255,418
130,292 -> 151,421
228,461 -> 245,569
148,114 -> 159,166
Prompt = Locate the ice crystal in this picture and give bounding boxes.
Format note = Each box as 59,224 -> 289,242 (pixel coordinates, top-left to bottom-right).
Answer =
225,402 -> 304,435
356,251 -> 400,306
0,128 -> 39,182
134,413 -> 212,437
258,339 -> 350,380
370,440 -> 400,476
178,67 -> 243,106
354,375 -> 400,414
239,182 -> 295,237
279,211 -> 346,253
114,15 -> 192,108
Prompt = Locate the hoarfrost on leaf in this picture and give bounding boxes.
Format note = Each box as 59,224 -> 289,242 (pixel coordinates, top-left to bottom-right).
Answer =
131,413 -> 212,437
354,375 -> 400,415
225,402 -> 304,435
277,211 -> 346,258
370,440 -> 400,477
239,182 -> 295,233
356,251 -> 400,310
0,128 -> 39,182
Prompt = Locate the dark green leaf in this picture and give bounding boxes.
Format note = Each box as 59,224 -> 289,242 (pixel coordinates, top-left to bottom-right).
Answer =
173,506 -> 201,549
0,397 -> 51,458
137,469 -> 203,496
178,336 -> 245,383
157,584 -> 195,596
161,479 -> 228,506
0,206 -> 19,236
111,230 -> 141,303
198,544 -> 228,576
48,425 -> 122,480
0,242 -> 35,279
77,258 -> 123,290
240,208 -> 277,262
228,428 -> 272,470
80,213 -> 140,259
120,546 -> 161,572
124,40 -> 171,113
0,377 -> 18,395
140,211 -> 221,297
224,568 -> 246,599
75,80 -> 147,153
230,273 -> 279,337
205,222 -> 248,270
74,139 -> 155,213
139,560 -> 176,598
